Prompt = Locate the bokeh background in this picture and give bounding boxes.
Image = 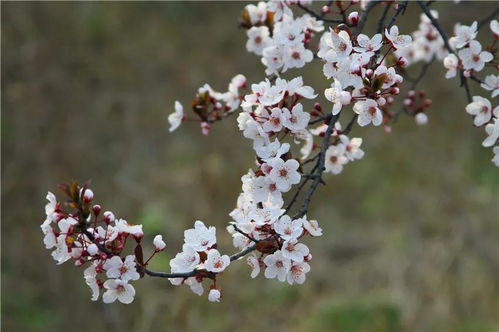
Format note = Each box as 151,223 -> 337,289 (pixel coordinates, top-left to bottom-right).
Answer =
2,1 -> 499,331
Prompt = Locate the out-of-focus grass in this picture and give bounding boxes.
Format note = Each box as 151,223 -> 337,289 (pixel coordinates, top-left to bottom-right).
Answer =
2,2 -> 499,331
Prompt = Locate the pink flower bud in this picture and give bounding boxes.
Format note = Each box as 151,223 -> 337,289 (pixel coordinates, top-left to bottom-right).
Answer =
365,69 -> 373,78
463,69 -> 471,78
348,12 -> 359,26
92,205 -> 102,216
391,87 -> 400,95
408,90 -> 416,98
377,97 -> 386,107
423,99 -> 432,108
384,125 -> 392,133
386,96 -> 394,105
82,189 -> 94,203
415,112 -> 428,125
201,122 -> 211,136
304,253 -> 313,262
321,5 -> 330,14
153,235 -> 166,251
103,211 -> 115,223
208,288 -> 221,302
75,259 -> 85,267
396,56 -> 408,67
314,102 -> 322,112
403,99 -> 413,107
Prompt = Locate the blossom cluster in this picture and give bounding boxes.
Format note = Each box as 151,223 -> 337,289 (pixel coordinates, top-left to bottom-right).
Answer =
168,74 -> 247,134
242,1 -> 324,75
40,184 -> 158,304
443,20 -> 498,166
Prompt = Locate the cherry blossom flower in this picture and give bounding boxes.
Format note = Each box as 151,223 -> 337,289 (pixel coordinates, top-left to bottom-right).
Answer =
284,76 -> 317,99
247,255 -> 260,278
115,219 -> 143,238
45,191 -> 57,218
274,215 -> 303,240
86,244 -> 99,256
492,146 -> 499,167
208,288 -> 221,302
263,250 -> 291,282
103,211 -> 115,223
84,263 -> 100,301
102,279 -> 135,304
482,118 -> 499,148
282,103 -> 310,132
354,33 -> 382,53
262,107 -> 286,132
184,220 -> 217,252
491,20 -> 499,37
443,54 -> 459,79
168,101 -> 184,132
51,235 -> 72,265
450,21 -> 477,49
170,245 -> 201,273
205,249 -> 231,273
246,26 -> 271,56
324,80 -> 352,115
458,40 -> 493,72
481,75 -> 499,98
465,96 -> 492,126
302,218 -> 322,237
153,235 -> 166,251
325,145 -> 348,175
353,99 -> 383,127
286,261 -> 311,285
185,278 -> 204,296
245,2 -> 268,25
318,30 -> 352,62
103,255 -> 140,282
340,135 -> 365,161
268,158 -> 301,192
281,238 -> 309,262
282,43 -> 313,72
385,26 -> 412,49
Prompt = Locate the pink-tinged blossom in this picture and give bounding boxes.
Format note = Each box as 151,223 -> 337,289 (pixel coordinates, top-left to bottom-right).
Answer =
102,279 -> 135,304
340,135 -> 365,161
168,101 -> 184,132
247,255 -> 260,278
458,41 -> 493,72
83,263 -> 100,301
481,75 -> 499,98
325,145 -> 348,175
274,215 -> 303,240
443,54 -> 459,79
286,261 -> 311,285
115,219 -> 143,238
205,249 -> 230,273
103,255 -> 140,282
318,30 -> 352,62
482,118 -> 499,148
354,33 -> 382,53
262,107 -> 286,133
324,80 -> 351,115
184,220 -> 217,252
302,217 -> 323,237
268,158 -> 301,192
450,21 -> 477,49
282,103 -> 310,132
170,245 -> 200,273
263,250 -> 291,282
465,96 -> 492,126
353,99 -> 383,127
281,238 -> 309,262
385,26 -> 412,49
246,26 -> 271,56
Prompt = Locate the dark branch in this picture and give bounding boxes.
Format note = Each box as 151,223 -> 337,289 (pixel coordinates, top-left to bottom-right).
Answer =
386,1 -> 408,29
477,6 -> 499,29
357,0 -> 380,34
296,3 -> 345,24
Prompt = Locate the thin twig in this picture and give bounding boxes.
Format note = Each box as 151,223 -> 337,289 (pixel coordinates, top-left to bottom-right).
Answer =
477,6 -> 499,29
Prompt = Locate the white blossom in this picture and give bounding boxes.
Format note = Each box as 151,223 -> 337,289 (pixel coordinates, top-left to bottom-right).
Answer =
208,288 -> 221,302
168,101 -> 184,132
102,279 -> 135,304
153,235 -> 166,251
268,158 -> 301,192
286,261 -> 311,285
103,255 -> 140,282
458,40 -> 493,72
481,75 -> 499,98
353,99 -> 383,127
205,249 -> 230,273
184,220 -> 217,252
263,250 -> 291,282
281,238 -> 309,262
465,96 -> 492,126
274,215 -> 303,240
385,26 -> 412,49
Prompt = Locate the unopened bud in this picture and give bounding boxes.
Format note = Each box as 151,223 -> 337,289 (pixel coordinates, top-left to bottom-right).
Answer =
408,90 -> 416,98
365,69 -> 374,78
82,189 -> 94,203
348,11 -> 359,26
92,205 -> 102,217
314,102 -> 323,113
153,235 -> 166,251
463,69 -> 471,78
415,112 -> 428,125
304,253 -> 313,262
377,97 -> 386,107
396,56 -> 408,67
403,98 -> 413,107
103,211 -> 115,223
391,87 -> 400,95
321,5 -> 330,14
201,122 -> 211,136
423,99 -> 432,108
386,96 -> 394,105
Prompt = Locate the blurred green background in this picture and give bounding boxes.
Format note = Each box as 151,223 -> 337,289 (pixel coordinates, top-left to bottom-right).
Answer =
2,1 -> 499,331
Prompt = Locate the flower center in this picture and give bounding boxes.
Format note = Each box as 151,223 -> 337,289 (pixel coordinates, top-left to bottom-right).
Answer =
292,51 -> 301,60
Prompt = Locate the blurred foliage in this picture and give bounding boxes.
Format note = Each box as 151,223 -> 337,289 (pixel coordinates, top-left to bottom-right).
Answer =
1,1 -> 499,331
